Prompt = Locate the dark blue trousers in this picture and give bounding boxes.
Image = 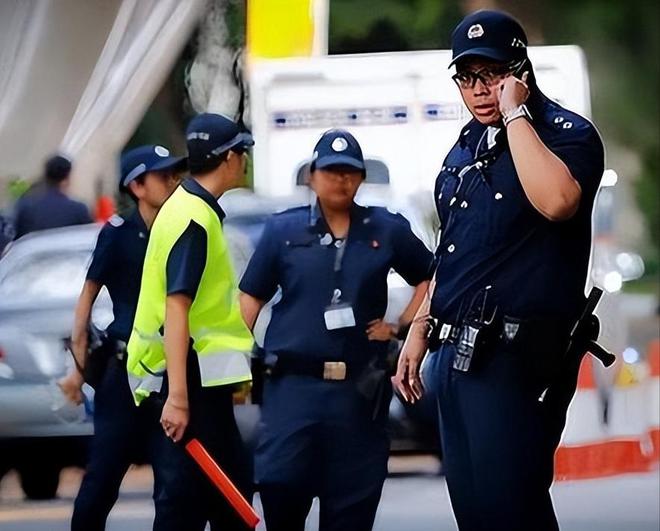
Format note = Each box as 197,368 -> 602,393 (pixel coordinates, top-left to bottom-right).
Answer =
71,356 -> 156,531
428,341 -> 565,531
256,375 -> 390,531
150,353 -> 253,531
72,352 -> 251,531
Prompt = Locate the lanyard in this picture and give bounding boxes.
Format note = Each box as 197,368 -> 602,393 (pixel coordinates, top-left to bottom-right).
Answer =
311,203 -> 350,303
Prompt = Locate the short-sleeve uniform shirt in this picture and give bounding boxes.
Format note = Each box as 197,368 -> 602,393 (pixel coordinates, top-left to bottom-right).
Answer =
86,211 -> 149,342
240,203 -> 434,365
430,91 -> 605,324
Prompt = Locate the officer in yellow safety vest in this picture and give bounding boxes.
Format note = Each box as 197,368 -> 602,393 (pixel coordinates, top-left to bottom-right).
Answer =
126,113 -> 255,531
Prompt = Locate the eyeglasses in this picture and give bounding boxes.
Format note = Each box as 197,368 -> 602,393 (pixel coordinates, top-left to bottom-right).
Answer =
452,60 -> 525,90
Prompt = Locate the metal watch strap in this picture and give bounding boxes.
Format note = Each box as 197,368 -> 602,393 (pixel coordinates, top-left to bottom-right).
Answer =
502,104 -> 531,127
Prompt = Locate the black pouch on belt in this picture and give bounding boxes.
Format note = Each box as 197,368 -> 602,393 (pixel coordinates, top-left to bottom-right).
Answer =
83,325 -> 114,389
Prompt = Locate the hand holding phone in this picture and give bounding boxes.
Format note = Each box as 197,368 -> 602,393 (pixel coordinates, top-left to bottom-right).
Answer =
498,70 -> 530,114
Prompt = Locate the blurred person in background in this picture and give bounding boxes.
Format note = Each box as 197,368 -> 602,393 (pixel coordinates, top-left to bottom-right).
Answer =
239,129 -> 433,531
58,145 -> 184,531
13,154 -> 92,238
394,10 -> 605,531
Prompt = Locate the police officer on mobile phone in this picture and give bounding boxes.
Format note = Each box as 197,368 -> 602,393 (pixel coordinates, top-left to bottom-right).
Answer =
394,10 -> 605,531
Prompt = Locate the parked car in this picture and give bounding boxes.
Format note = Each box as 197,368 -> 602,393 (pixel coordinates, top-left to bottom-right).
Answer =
0,196 -> 438,499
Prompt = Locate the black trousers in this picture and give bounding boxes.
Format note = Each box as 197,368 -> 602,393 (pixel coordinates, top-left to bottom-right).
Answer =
151,352 -> 253,531
428,338 -> 569,531
71,356 -> 157,531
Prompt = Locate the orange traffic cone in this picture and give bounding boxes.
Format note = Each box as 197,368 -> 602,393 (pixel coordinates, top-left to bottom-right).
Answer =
646,339 -> 660,462
95,195 -> 115,223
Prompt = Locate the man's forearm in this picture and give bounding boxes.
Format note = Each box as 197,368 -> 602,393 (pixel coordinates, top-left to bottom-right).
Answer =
164,294 -> 192,404
507,118 -> 582,221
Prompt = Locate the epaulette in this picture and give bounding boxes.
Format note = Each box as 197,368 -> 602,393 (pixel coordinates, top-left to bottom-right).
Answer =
108,214 -> 125,227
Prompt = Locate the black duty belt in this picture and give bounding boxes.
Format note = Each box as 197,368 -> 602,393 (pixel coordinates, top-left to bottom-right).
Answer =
429,317 -> 573,350
265,356 -> 353,381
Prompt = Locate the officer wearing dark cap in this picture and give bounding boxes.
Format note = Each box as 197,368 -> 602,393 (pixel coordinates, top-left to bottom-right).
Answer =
127,113 -> 255,531
58,145 -> 184,531
239,129 -> 433,531
13,154 -> 92,239
394,10 -> 605,531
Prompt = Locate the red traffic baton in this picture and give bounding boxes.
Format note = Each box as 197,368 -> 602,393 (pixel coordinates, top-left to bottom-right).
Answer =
185,438 -> 260,528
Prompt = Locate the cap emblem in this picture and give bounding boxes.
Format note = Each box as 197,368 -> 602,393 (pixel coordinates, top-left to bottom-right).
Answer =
154,145 -> 170,157
331,137 -> 348,152
511,37 -> 526,48
467,24 -> 484,39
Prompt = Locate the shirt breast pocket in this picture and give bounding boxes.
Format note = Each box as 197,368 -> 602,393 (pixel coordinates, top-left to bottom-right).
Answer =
350,239 -> 392,276
281,233 -> 326,280
480,161 -> 532,245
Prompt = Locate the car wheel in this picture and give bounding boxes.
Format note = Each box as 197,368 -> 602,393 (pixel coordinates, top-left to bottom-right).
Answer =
17,461 -> 61,500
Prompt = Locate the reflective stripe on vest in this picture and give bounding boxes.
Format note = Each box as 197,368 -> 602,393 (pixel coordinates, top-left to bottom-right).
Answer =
198,350 -> 251,387
128,372 -> 164,402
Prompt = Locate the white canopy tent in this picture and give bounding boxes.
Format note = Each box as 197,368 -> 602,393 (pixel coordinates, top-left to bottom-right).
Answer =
0,0 -> 205,205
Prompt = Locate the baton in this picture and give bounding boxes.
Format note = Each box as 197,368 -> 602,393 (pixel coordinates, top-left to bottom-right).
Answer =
185,438 -> 260,528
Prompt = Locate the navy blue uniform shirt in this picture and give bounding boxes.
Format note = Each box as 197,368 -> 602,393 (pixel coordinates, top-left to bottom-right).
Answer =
431,91 -> 605,324
239,203 -> 434,364
14,187 -> 92,239
87,210 -> 149,342
166,178 -> 225,299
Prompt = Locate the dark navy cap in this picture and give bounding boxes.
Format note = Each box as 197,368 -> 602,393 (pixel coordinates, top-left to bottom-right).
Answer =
450,10 -> 528,67
185,113 -> 254,169
312,129 -> 365,172
119,145 -> 186,190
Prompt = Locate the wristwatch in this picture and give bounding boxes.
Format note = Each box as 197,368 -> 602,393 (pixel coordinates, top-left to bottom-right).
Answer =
502,104 -> 532,127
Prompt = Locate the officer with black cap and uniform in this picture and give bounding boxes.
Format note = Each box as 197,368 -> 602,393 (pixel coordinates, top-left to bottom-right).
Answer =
126,113 -> 255,531
394,10 -> 605,531
58,145 -> 185,531
239,129 -> 433,531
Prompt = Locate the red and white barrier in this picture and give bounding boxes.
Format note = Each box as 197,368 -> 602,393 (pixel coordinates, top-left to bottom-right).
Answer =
554,354 -> 654,480
645,339 -> 660,462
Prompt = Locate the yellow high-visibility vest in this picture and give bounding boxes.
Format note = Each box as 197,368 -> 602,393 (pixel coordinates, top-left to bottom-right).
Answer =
126,184 -> 252,405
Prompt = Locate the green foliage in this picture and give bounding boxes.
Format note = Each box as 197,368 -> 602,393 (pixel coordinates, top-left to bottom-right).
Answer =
329,0 -> 462,52
7,178 -> 31,201
536,0 -> 659,264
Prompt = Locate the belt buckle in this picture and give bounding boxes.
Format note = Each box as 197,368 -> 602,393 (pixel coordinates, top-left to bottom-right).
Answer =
323,361 -> 347,381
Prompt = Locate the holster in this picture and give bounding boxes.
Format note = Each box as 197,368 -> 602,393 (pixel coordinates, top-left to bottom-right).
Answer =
354,358 -> 389,421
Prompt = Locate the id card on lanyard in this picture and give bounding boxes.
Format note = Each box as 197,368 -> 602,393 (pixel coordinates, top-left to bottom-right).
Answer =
323,239 -> 356,331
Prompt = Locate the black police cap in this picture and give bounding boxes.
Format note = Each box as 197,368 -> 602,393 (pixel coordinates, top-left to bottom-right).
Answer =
186,113 -> 254,174
450,10 -> 528,67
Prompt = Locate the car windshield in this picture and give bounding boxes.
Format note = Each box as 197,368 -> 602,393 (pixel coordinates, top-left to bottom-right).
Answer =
0,250 -> 91,300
